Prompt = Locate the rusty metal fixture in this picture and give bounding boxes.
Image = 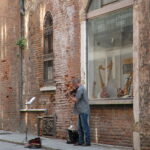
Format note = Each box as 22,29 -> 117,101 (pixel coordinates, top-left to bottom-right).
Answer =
37,115 -> 56,137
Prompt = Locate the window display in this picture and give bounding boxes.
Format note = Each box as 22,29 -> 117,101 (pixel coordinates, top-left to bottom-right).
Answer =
87,7 -> 133,100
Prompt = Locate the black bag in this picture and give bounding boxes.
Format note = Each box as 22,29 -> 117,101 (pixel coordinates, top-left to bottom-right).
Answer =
66,129 -> 79,144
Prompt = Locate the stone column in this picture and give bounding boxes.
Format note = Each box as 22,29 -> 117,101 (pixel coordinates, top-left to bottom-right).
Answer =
80,16 -> 87,85
133,0 -> 150,150
79,0 -> 89,85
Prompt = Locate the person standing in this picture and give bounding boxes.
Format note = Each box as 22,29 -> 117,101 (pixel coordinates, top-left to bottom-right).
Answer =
71,78 -> 91,146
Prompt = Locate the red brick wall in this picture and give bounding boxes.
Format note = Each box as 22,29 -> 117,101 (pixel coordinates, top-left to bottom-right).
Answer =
0,0 -> 134,148
90,105 -> 133,147
135,0 -> 150,149
0,0 -> 21,131
20,0 -> 80,136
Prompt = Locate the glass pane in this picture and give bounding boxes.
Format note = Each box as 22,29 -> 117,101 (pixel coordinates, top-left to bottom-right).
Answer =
102,0 -> 118,6
44,11 -> 53,54
88,0 -> 101,12
48,61 -> 53,80
45,12 -> 53,27
44,61 -> 53,81
87,7 -> 133,100
88,0 -> 123,12
48,34 -> 53,53
44,33 -> 53,54
44,37 -> 49,54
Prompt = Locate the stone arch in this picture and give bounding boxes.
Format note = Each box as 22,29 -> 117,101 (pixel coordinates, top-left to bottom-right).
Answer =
44,2 -> 54,22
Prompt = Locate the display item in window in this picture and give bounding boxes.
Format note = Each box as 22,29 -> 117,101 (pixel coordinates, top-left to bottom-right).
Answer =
92,81 -> 97,98
99,65 -> 109,98
98,61 -> 113,98
123,72 -> 133,97
107,61 -> 113,84
123,58 -> 133,74
117,88 -> 124,97
117,73 -> 133,98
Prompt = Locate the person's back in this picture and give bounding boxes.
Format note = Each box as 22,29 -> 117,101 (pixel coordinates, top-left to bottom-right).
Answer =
74,85 -> 90,115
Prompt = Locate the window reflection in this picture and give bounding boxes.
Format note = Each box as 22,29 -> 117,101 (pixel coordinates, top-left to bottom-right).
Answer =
87,7 -> 133,99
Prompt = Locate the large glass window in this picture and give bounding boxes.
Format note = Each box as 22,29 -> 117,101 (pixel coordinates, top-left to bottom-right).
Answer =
87,7 -> 133,100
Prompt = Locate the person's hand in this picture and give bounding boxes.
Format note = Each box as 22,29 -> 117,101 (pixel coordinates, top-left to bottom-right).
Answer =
70,96 -> 77,103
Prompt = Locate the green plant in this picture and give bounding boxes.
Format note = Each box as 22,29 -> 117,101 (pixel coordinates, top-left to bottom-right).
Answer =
16,38 -> 27,49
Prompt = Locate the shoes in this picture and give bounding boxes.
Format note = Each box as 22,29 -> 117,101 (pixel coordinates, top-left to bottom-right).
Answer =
74,143 -> 91,146
74,143 -> 83,146
83,143 -> 91,146
66,140 -> 74,144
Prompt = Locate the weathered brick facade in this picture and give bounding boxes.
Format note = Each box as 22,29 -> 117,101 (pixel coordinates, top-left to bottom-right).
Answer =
133,0 -> 150,149
0,0 -> 150,149
0,0 -> 21,131
90,105 -> 133,147
21,0 -> 81,137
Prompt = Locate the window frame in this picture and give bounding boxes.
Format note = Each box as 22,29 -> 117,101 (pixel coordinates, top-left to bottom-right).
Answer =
86,0 -> 134,101
43,11 -> 55,84
87,0 -> 133,19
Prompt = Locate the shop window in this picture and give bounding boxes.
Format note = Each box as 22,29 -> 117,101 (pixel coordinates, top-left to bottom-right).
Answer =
44,12 -> 54,82
87,7 -> 133,100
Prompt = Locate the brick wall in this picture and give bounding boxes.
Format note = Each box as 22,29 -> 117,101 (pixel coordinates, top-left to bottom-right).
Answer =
0,0 -> 136,148
20,0 -> 81,136
90,105 -> 133,147
0,0 -> 21,131
134,0 -> 150,149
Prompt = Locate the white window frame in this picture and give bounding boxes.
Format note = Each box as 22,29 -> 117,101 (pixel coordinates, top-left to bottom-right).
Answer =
80,0 -> 134,104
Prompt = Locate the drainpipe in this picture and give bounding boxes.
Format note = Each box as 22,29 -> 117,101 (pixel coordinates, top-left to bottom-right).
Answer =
18,0 -> 25,132
19,0 -> 25,108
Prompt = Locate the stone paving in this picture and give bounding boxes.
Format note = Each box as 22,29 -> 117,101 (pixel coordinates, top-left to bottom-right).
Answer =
0,141 -> 45,150
0,130 -> 133,150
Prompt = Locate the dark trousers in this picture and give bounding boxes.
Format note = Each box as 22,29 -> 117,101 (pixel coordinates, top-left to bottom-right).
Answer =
78,113 -> 91,144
